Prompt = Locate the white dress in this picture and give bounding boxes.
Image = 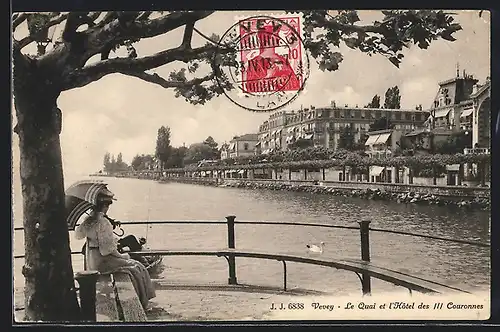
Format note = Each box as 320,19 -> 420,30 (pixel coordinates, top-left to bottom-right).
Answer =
75,212 -> 156,309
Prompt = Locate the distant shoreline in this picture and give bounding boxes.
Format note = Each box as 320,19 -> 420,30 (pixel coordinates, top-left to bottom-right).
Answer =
95,173 -> 490,210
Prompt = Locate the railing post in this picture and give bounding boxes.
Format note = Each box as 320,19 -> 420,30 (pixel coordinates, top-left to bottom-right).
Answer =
226,215 -> 238,285
75,270 -> 100,322
358,220 -> 371,295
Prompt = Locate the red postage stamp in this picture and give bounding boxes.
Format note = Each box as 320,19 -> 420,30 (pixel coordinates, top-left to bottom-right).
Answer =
237,16 -> 305,94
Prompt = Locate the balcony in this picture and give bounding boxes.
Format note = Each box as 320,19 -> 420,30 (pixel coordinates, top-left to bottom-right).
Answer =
464,147 -> 490,155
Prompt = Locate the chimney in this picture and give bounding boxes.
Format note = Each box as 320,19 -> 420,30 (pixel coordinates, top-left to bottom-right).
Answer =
472,84 -> 478,94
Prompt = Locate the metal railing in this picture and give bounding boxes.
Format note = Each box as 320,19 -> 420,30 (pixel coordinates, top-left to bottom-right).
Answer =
13,216 -> 490,320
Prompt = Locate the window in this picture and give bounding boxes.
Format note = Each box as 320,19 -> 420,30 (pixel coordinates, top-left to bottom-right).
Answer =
405,113 -> 411,121
375,110 -> 382,118
415,113 -> 422,121
334,110 -> 340,118
355,110 -> 361,118
395,112 -> 401,120
361,110 -> 365,119
244,143 -> 249,150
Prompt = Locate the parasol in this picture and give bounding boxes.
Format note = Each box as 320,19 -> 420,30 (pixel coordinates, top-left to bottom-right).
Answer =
65,180 -> 115,230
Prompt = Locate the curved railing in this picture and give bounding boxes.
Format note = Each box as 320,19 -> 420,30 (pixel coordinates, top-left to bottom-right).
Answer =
13,217 -> 490,295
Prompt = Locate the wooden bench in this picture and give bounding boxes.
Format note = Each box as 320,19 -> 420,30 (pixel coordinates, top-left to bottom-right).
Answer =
95,272 -> 147,322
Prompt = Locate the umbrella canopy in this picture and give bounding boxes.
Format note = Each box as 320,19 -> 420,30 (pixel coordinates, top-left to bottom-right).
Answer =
65,180 -> 115,230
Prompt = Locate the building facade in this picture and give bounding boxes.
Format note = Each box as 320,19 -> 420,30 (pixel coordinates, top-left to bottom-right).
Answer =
221,134 -> 259,159
257,105 -> 429,153
425,71 -> 491,151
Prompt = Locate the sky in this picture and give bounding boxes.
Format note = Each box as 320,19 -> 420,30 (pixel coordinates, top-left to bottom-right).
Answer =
11,10 -> 491,175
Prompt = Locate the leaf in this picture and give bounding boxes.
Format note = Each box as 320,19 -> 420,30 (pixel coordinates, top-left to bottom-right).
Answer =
389,56 -> 400,68
343,37 -> 359,49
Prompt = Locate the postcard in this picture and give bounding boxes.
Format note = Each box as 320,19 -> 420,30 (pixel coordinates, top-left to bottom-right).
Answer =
12,10 -> 491,323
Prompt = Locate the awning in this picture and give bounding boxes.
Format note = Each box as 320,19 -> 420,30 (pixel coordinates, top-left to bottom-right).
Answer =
371,166 -> 385,176
364,135 -> 379,145
405,130 -> 425,137
255,141 -> 261,147
287,126 -> 296,133
434,108 -> 451,118
271,130 -> 276,136
275,137 -> 281,143
375,133 -> 391,144
460,108 -> 473,118
229,143 -> 236,150
238,170 -> 245,174
262,149 -> 269,154
446,164 -> 460,171
304,134 -> 313,139
275,128 -> 282,135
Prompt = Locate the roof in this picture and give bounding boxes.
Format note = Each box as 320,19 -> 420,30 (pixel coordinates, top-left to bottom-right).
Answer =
470,80 -> 491,99
231,133 -> 259,141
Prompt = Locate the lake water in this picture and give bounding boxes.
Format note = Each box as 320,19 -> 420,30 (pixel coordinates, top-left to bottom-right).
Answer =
12,174 -> 491,321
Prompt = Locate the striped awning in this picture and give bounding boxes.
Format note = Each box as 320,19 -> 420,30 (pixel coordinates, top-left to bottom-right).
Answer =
376,133 -> 391,144
370,166 -> 385,176
364,135 -> 379,146
461,108 -> 473,118
434,108 -> 451,118
229,143 -> 236,150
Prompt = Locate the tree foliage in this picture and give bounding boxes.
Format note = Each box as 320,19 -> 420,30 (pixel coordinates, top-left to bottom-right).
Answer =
365,95 -> 381,108
155,126 -> 171,169
162,146 -> 490,173
383,86 -> 401,109
131,154 -> 155,171
103,152 -> 129,172
337,125 -> 356,150
183,141 -> 218,165
369,116 -> 394,131
165,146 -> 188,168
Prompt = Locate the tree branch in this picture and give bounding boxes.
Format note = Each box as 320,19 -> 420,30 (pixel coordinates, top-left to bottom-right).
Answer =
122,70 -> 215,89
82,11 -> 215,63
13,13 -> 28,30
15,13 -> 69,49
181,21 -> 195,49
136,11 -> 153,21
62,12 -> 90,42
63,43 -> 229,90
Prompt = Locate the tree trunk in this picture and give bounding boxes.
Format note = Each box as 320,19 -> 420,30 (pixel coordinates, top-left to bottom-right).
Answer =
13,54 -> 80,321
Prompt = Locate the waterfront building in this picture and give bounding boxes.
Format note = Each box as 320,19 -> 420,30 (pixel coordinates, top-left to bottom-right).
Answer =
402,128 -> 452,155
424,70 -> 491,152
364,129 -> 404,159
257,105 -> 429,153
221,133 -> 259,159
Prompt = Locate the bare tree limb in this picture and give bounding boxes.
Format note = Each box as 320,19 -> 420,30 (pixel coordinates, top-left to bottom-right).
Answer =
83,11 -> 214,61
137,11 -> 153,21
122,70 -> 215,89
62,12 -> 90,42
181,21 -> 195,49
63,43 -> 229,90
15,13 -> 69,49
13,13 -> 28,30
96,12 -> 117,27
